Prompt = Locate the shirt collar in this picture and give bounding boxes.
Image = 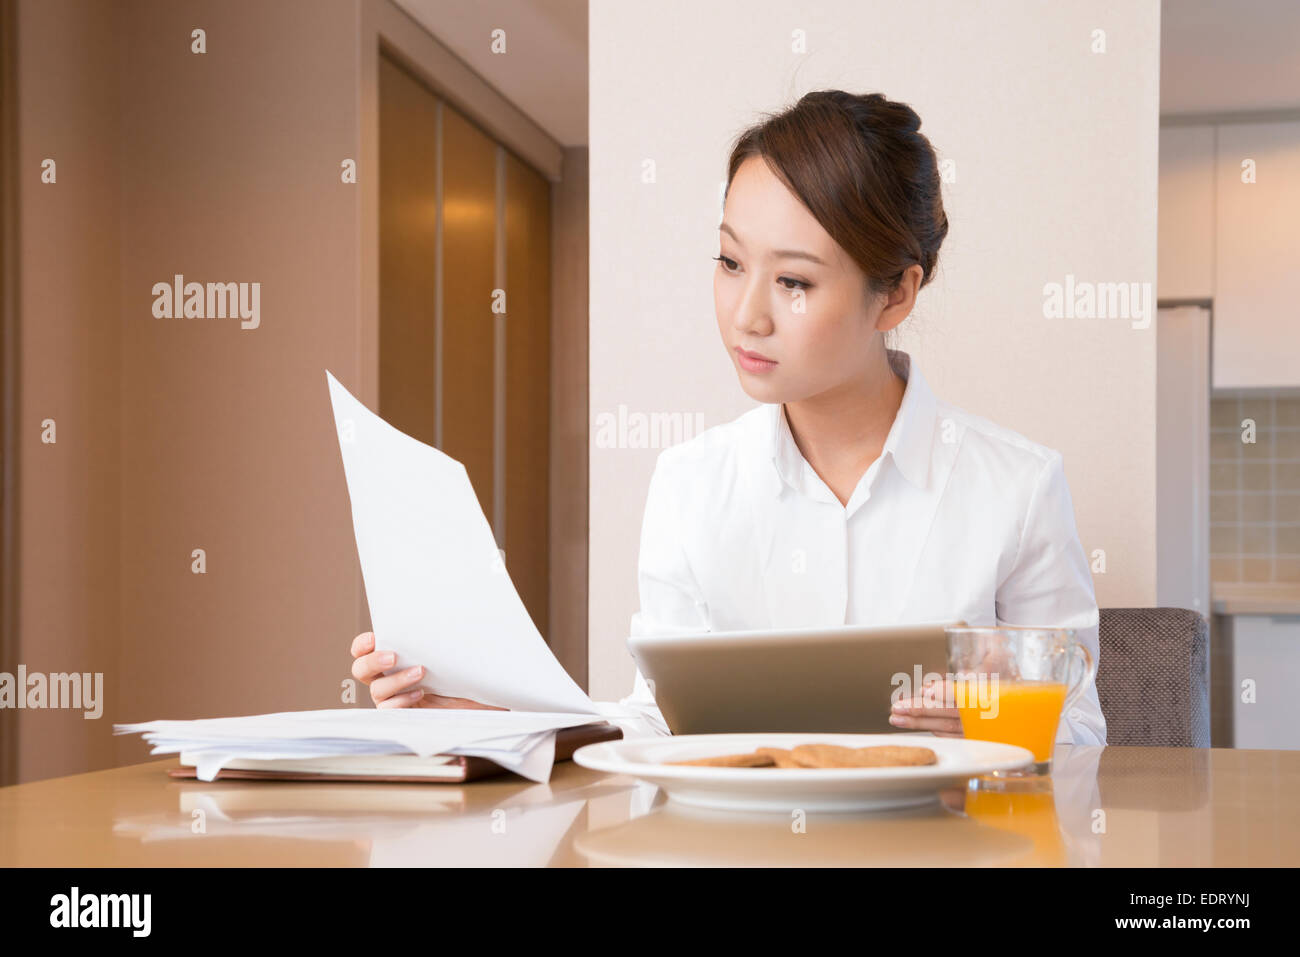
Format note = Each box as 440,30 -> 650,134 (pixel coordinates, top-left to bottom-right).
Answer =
763,348 -> 937,496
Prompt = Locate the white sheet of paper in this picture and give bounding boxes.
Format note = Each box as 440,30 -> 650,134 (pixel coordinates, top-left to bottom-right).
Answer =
326,370 -> 598,715
114,708 -> 602,759
178,731 -> 559,783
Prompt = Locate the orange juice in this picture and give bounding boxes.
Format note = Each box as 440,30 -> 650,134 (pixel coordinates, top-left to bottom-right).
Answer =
954,680 -> 1067,761
964,785 -> 1066,866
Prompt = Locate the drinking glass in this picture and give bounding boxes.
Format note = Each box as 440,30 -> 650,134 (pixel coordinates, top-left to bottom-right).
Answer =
946,626 -> 1096,777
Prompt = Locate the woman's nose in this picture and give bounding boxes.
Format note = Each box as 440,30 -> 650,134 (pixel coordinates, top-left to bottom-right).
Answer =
731,279 -> 773,336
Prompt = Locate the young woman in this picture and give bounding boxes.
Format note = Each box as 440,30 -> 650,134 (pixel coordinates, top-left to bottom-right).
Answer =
351,90 -> 1107,748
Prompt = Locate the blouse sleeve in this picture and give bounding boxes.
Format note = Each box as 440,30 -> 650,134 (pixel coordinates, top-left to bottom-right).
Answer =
613,450 -> 710,738
994,451 -> 1108,747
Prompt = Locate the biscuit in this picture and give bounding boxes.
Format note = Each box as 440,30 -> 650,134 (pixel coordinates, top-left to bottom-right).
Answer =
791,743 -> 937,768
852,745 -> 937,767
668,751 -> 775,767
755,747 -> 802,768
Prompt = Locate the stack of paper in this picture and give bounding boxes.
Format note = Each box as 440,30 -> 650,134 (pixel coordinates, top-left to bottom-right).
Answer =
114,371 -> 645,783
114,709 -> 609,783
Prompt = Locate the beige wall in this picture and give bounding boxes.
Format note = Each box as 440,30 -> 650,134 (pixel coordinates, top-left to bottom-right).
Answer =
588,0 -> 1162,701
14,0 -> 363,782
112,0 -> 363,768
15,0 -> 123,782
11,0 -> 582,783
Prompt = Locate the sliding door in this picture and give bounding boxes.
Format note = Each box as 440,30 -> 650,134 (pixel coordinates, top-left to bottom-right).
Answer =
378,53 -> 551,639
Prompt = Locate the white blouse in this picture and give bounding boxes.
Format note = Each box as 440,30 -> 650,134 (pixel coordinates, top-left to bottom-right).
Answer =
614,348 -> 1108,747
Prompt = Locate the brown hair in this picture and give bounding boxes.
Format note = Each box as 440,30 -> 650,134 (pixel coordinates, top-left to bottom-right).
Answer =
725,90 -> 948,301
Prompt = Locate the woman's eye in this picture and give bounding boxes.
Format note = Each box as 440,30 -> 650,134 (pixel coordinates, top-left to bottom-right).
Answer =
714,256 -> 808,291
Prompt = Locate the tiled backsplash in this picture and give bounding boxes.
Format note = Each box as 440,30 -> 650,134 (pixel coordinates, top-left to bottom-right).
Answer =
1210,395 -> 1300,583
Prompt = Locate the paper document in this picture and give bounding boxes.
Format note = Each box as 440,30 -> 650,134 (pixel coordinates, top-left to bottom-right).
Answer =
327,370 -> 599,714
113,374 -> 653,788
114,709 -> 603,782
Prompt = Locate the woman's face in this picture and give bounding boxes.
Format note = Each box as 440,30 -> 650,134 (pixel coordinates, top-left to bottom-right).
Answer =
714,155 -> 886,405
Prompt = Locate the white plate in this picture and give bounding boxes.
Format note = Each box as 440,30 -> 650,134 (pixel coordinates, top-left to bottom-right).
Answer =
572,733 -> 1035,812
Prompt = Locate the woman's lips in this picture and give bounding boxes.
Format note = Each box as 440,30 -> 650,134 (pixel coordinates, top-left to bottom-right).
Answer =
735,346 -> 778,373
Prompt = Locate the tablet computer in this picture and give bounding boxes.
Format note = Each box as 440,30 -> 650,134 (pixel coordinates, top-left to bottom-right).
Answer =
627,620 -> 964,734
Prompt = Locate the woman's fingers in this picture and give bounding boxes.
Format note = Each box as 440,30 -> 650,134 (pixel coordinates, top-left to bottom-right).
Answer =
347,642 -> 504,709
349,634 -> 427,707
891,695 -> 957,715
350,631 -> 376,658
890,711 -> 963,734
377,688 -> 425,709
891,681 -> 962,735
893,700 -> 959,717
347,632 -> 504,711
350,648 -> 396,684
369,665 -> 426,703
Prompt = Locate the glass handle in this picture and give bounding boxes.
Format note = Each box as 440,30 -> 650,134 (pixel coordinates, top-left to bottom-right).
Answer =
1061,642 -> 1096,713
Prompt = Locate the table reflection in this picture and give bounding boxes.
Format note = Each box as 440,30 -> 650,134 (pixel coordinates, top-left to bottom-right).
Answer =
103,743 -> 1226,866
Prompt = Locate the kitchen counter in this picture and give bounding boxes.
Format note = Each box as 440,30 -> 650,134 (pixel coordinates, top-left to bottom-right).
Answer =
1212,582 -> 1300,615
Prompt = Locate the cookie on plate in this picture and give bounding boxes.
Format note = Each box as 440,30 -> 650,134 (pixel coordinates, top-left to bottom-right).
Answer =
755,747 -> 802,768
791,743 -> 937,768
668,751 -> 775,768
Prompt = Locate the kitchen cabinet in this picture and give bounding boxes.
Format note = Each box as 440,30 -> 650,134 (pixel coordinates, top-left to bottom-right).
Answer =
1158,119 -> 1300,388
1157,125 -> 1215,301
1212,120 -> 1300,389
1212,586 -> 1300,750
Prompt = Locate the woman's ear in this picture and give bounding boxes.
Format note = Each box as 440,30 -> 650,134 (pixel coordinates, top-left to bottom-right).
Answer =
874,264 -> 924,333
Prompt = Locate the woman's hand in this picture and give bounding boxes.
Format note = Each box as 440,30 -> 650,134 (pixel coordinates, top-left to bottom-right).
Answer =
889,676 -> 964,737
350,631 -> 507,710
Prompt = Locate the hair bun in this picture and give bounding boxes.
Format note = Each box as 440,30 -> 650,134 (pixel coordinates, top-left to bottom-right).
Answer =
726,89 -> 947,293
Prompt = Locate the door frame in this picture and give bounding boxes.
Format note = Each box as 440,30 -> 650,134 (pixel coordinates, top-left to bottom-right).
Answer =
1155,299 -> 1213,616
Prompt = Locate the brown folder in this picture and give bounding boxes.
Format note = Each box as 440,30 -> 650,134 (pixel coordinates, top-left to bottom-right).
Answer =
165,722 -> 624,784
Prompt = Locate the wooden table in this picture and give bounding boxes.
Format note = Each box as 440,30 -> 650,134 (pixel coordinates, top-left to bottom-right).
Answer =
2,746 -> 1297,866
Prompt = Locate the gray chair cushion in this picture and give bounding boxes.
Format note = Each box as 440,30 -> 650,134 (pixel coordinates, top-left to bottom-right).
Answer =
1097,607 -> 1210,747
